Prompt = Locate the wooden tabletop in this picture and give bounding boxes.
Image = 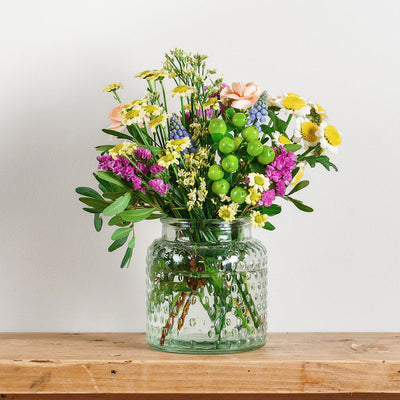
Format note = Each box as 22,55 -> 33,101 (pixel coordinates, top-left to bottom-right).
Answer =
1,333 -> 400,398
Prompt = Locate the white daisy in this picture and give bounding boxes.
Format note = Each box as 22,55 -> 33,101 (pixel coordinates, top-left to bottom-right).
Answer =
316,122 -> 342,155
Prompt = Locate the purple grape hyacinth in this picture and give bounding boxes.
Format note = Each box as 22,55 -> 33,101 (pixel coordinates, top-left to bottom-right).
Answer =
248,91 -> 268,133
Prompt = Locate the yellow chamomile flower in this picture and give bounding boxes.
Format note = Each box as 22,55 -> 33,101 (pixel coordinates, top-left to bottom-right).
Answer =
121,107 -> 146,126
166,136 -> 191,152
203,97 -> 219,110
148,113 -> 169,131
293,118 -> 320,148
245,188 -> 261,206
291,162 -> 306,186
157,150 -> 180,168
272,130 -> 292,146
309,103 -> 328,124
102,82 -> 123,92
218,204 -> 237,223
143,104 -> 163,117
317,122 -> 342,154
109,141 -> 137,160
250,211 -> 268,228
134,69 -> 168,81
248,173 -> 270,193
278,93 -> 310,117
170,85 -> 196,98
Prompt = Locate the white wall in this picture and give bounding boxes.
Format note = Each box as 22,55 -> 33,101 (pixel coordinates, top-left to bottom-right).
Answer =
1,0 -> 399,332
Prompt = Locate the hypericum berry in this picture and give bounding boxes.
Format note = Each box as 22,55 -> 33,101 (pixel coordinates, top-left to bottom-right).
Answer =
221,155 -> 239,173
212,179 -> 230,195
219,137 -> 235,154
247,140 -> 263,157
231,112 -> 247,128
208,118 -> 227,135
208,164 -> 225,181
230,187 -> 247,204
257,145 -> 275,165
233,137 -> 244,150
241,126 -> 259,142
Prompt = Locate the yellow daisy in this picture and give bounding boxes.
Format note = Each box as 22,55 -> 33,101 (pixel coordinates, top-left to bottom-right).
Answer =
143,104 -> 163,117
317,122 -> 342,154
245,188 -> 261,206
134,69 -> 168,81
272,130 -> 291,146
170,85 -> 196,98
166,137 -> 191,152
293,118 -> 319,148
148,114 -> 169,131
109,141 -> 137,160
250,211 -> 268,228
248,173 -> 270,193
218,204 -> 237,223
157,151 -> 180,168
277,93 -> 310,117
102,82 -> 123,92
203,97 -> 219,110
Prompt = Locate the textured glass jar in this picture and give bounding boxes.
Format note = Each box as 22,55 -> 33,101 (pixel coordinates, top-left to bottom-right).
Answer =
146,218 -> 268,353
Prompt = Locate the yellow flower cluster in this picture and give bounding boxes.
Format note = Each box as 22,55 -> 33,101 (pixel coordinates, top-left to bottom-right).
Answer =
183,146 -> 211,170
186,177 -> 208,211
170,85 -> 196,98
102,82 -> 123,92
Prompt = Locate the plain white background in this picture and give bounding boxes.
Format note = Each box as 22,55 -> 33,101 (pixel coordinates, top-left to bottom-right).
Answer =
1,0 -> 399,332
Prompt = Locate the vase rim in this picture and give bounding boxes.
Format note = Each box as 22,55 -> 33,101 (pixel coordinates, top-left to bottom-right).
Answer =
160,217 -> 250,225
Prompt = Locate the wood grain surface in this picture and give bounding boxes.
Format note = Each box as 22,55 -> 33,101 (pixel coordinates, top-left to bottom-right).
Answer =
1,333 -> 400,395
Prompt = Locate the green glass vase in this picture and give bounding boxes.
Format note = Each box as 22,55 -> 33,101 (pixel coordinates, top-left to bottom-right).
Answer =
146,218 -> 268,353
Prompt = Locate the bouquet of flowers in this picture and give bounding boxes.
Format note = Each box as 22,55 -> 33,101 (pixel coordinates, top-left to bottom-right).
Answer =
77,48 -> 340,269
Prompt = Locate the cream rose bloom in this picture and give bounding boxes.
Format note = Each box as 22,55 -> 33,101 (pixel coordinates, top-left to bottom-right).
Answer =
220,81 -> 262,109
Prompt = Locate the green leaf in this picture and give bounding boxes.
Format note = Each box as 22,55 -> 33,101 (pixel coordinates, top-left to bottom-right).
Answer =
284,144 -> 302,152
79,197 -> 110,211
288,180 -> 310,196
287,197 -> 314,212
103,192 -> 132,216
263,222 -> 276,231
102,192 -> 127,200
128,237 -> 136,249
102,128 -> 133,141
83,207 -> 99,214
304,155 -> 338,172
261,204 -> 282,216
111,227 -> 132,241
146,213 -> 165,220
149,146 -> 163,156
95,145 -> 114,152
108,236 -> 128,252
75,186 -> 104,201
120,208 -> 156,222
291,167 -> 300,178
97,171 -> 130,189
120,247 -> 133,268
94,214 -> 103,232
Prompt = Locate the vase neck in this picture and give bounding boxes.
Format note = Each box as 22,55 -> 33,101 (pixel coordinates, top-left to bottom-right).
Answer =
161,218 -> 252,243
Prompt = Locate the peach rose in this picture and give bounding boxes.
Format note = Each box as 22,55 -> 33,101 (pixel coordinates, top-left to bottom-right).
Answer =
220,81 -> 262,109
107,104 -> 125,131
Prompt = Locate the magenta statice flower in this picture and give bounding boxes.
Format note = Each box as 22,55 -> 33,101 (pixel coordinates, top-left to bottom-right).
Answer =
97,154 -> 145,192
134,147 -> 153,160
265,146 -> 297,197
259,189 -> 276,207
148,178 -> 170,195
150,164 -> 166,175
134,162 -> 149,175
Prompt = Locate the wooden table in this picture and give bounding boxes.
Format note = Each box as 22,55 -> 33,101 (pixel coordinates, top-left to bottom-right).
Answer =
1,333 -> 400,399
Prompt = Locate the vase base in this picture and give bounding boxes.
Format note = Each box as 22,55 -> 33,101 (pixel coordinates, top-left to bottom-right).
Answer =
146,335 -> 267,354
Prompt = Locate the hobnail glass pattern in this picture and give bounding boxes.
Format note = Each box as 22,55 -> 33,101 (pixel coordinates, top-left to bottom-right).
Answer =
146,218 -> 268,353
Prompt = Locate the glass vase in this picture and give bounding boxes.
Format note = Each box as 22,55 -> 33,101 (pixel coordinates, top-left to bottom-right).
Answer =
146,218 -> 268,353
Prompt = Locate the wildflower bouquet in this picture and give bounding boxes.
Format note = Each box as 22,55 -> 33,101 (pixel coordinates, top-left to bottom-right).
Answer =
76,49 -> 341,351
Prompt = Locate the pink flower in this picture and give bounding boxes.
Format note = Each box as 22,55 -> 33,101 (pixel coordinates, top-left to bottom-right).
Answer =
149,178 -> 170,195
260,189 -> 276,207
107,104 -> 125,131
220,82 -> 262,109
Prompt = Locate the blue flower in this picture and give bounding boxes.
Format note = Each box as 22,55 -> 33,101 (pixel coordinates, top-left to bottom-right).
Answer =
248,91 -> 268,133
